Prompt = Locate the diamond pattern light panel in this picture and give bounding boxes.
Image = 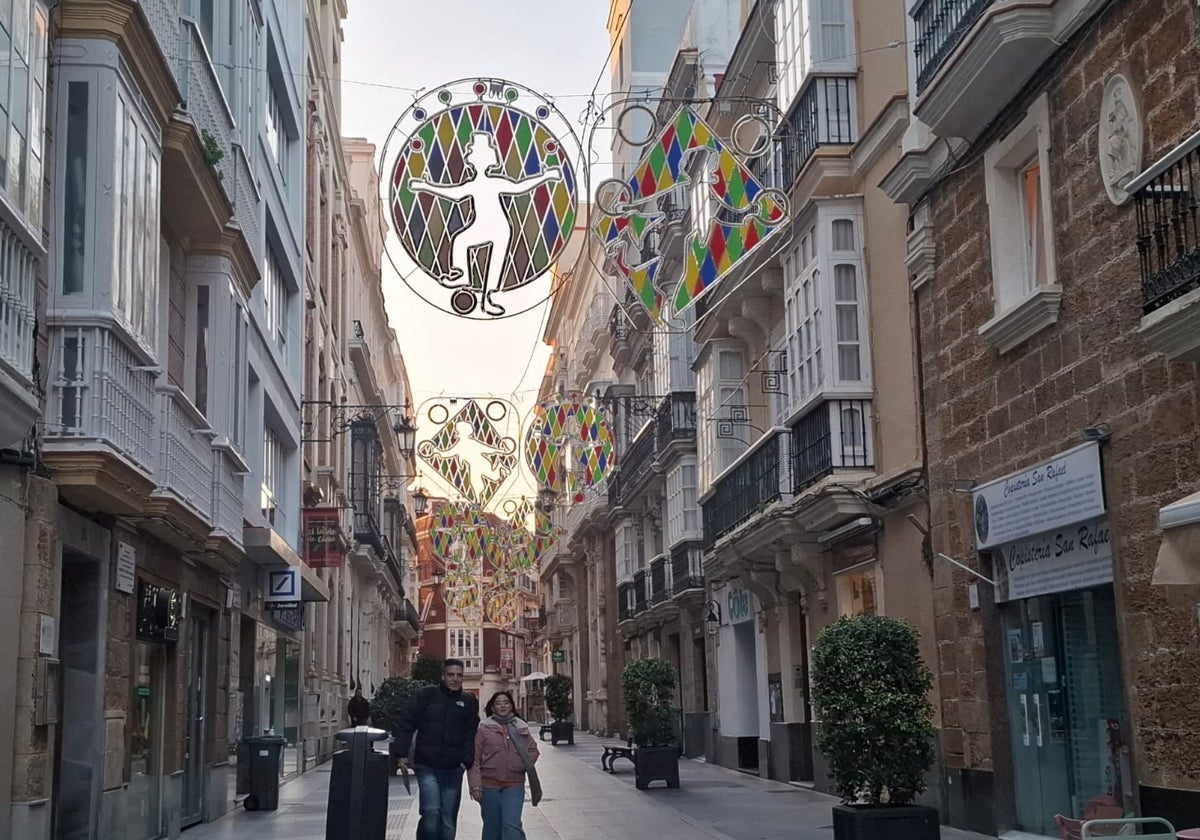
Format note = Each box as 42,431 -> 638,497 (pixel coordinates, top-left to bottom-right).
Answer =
525,393 -> 615,502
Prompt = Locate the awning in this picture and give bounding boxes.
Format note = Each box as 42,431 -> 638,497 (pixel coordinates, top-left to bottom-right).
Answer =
521,671 -> 550,682
1151,490 -> 1200,586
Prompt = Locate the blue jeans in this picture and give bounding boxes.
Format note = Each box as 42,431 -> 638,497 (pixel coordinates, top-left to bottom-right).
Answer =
480,785 -> 527,840
414,765 -> 465,840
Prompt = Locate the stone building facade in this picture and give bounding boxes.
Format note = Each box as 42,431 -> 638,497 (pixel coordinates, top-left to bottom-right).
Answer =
885,0 -> 1200,832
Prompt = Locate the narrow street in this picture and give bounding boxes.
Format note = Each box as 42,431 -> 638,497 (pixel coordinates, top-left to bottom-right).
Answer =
183,732 -> 994,840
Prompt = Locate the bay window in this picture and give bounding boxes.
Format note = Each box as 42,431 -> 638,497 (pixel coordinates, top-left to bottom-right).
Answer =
775,0 -> 855,111
263,248 -> 288,351
261,425 -> 283,524
666,460 -> 700,547
783,204 -> 870,420
448,628 -> 482,672
697,344 -> 748,492
616,520 -> 640,582
112,87 -> 161,352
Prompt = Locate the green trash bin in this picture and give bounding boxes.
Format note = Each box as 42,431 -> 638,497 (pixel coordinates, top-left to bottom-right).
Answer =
243,734 -> 287,811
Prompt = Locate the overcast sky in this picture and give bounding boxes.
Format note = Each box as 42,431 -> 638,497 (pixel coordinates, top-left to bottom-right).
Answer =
339,1 -> 613,501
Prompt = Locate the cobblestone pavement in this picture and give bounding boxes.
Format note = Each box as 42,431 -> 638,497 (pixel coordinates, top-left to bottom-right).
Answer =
182,731 -> 997,840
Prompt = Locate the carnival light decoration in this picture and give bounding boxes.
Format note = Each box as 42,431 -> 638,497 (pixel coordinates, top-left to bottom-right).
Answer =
416,398 -> 519,508
525,392 -> 615,503
381,78 -> 581,319
593,106 -> 789,321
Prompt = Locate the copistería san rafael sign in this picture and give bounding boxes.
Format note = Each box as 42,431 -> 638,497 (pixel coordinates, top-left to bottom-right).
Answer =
971,442 -> 1106,550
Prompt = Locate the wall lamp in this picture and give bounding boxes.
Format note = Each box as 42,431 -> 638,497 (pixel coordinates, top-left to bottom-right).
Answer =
301,399 -> 417,455
1080,423 -> 1111,443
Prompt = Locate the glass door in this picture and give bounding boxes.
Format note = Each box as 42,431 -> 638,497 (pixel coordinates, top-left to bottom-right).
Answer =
182,611 -> 211,827
1002,595 -> 1073,835
129,642 -> 165,839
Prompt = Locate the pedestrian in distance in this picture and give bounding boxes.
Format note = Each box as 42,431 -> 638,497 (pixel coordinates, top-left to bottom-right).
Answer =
393,659 -> 480,840
348,687 -> 371,727
468,691 -> 541,840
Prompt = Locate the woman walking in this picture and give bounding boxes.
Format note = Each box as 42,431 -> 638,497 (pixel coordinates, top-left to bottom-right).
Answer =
467,691 -> 541,840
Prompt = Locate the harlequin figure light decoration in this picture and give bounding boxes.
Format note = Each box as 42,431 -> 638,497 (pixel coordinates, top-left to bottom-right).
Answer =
525,392 -> 615,503
416,398 -> 519,508
382,78 -> 581,318
593,106 -> 789,322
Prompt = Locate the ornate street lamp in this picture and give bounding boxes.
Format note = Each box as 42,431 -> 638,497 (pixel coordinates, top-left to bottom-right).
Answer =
392,413 -> 417,459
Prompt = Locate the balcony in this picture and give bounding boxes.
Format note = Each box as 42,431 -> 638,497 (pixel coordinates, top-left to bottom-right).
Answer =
633,569 -> 648,614
791,399 -> 874,494
393,598 -> 420,638
782,76 -> 856,190
548,601 -> 578,637
0,219 -> 40,448
910,0 -> 1100,140
618,582 -> 635,622
143,387 -> 216,540
655,392 -> 698,452
609,305 -> 632,366
649,554 -> 671,605
670,542 -> 705,596
608,393 -> 697,508
1133,132 -> 1200,360
702,430 -> 789,548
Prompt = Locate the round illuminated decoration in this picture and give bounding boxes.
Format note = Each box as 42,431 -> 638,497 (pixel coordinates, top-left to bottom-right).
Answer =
382,78 -> 582,319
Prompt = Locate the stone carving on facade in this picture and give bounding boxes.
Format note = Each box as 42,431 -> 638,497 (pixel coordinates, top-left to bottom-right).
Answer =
1098,74 -> 1142,205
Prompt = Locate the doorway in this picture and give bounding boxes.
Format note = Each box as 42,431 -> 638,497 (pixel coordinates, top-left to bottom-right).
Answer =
1001,586 -> 1127,836
181,608 -> 213,827
128,642 -> 167,839
52,551 -> 105,840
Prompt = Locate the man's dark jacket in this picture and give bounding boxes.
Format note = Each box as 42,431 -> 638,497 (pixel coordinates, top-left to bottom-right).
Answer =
391,684 -> 479,769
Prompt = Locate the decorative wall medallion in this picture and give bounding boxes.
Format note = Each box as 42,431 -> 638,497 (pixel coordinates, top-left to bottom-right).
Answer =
381,78 -> 581,318
1098,74 -> 1142,205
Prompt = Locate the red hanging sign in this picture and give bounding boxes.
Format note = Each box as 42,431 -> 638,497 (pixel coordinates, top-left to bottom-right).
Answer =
303,508 -> 345,568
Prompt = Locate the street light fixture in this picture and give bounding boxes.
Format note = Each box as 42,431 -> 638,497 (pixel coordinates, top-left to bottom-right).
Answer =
393,414 -> 418,459
413,486 -> 429,516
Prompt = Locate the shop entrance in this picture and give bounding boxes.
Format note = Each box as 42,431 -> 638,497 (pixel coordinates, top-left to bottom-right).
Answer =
1002,585 -> 1128,836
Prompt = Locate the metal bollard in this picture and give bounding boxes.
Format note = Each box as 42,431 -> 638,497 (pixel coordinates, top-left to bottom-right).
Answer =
326,726 -> 390,840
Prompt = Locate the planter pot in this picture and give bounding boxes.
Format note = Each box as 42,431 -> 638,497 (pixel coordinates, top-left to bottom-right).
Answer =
634,745 -> 680,790
550,721 -> 574,745
832,804 -> 940,840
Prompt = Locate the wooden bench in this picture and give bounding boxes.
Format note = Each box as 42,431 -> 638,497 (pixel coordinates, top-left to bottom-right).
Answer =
601,740 -> 635,773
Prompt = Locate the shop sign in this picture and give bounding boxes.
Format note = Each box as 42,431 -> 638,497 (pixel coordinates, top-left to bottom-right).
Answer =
266,568 -> 300,603
303,508 -> 345,568
727,586 -> 754,624
992,516 -> 1114,603
136,580 -> 182,644
551,649 -> 565,663
267,602 -> 304,632
972,443 -> 1106,550
500,647 -> 514,672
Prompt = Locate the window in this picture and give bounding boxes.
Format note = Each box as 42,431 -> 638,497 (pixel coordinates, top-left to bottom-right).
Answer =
837,565 -> 879,617
784,226 -> 822,408
834,265 -> 861,381
697,345 -> 748,492
261,426 -> 283,523
448,629 -> 482,672
112,88 -> 161,351
980,93 -> 1061,353
231,302 -> 247,447
775,0 -> 854,110
666,460 -> 700,547
263,249 -> 288,350
617,521 -> 639,581
0,1 -> 48,232
192,285 -> 210,415
265,81 -> 286,172
61,80 -> 88,295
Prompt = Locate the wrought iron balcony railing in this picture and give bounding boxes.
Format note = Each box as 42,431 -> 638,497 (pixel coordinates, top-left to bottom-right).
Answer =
781,76 -> 856,189
609,304 -> 631,345
912,0 -> 996,94
607,393 -> 698,507
656,392 -> 698,447
670,541 -> 705,596
791,399 -> 874,495
1134,135 -> 1200,314
393,598 -> 419,633
649,554 -> 671,605
702,431 -> 787,548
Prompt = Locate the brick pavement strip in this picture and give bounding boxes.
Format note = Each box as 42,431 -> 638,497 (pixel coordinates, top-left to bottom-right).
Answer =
181,732 -> 997,840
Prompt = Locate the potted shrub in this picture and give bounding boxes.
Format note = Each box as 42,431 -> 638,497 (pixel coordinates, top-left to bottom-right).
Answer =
812,614 -> 939,840
622,658 -> 680,790
410,652 -> 444,684
544,674 -> 575,745
371,675 -> 430,773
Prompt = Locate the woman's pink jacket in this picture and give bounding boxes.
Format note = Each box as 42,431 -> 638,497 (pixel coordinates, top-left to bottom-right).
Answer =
467,717 -> 539,791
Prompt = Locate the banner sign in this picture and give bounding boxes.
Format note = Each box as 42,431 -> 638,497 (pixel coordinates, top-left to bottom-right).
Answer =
303,508 -> 345,568
992,516 -> 1114,603
972,443 -> 1106,550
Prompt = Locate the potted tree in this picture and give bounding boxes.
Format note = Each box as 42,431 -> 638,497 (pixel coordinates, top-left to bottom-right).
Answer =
811,614 -> 939,840
622,658 -> 680,790
410,652 -> 443,684
544,674 -> 575,745
371,675 -> 431,774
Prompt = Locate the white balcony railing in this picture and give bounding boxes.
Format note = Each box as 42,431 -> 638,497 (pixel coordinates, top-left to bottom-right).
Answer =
47,326 -> 158,473
154,387 -> 215,520
212,449 -> 245,546
0,222 -> 38,383
175,21 -> 235,189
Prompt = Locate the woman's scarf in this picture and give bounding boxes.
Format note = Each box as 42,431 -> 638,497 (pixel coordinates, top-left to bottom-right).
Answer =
493,715 -> 542,806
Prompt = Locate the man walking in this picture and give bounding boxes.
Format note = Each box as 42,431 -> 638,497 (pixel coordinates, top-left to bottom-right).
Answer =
347,687 -> 371,726
393,659 -> 479,840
